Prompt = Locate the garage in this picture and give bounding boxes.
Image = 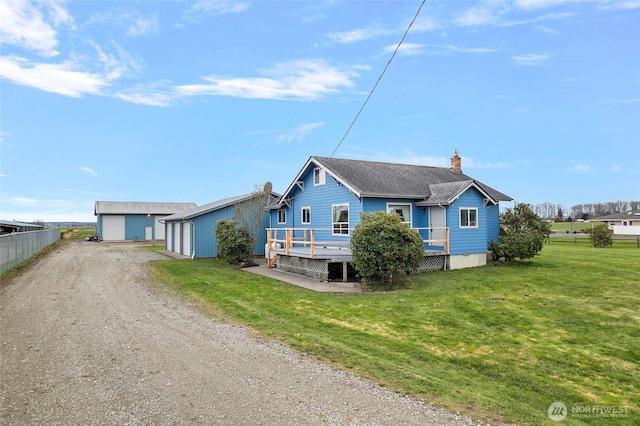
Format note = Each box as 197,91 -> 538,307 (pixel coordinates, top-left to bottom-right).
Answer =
95,201 -> 197,242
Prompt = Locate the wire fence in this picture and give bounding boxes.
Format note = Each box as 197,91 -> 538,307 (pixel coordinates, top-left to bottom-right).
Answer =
547,235 -> 640,248
0,229 -> 61,275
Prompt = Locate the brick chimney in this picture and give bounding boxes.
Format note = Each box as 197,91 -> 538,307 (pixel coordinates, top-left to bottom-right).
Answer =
450,149 -> 462,174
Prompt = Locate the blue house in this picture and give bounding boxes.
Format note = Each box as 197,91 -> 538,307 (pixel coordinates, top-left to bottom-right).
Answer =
162,192 -> 279,258
267,152 -> 511,281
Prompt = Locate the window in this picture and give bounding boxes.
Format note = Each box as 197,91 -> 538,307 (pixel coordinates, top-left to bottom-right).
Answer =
332,204 -> 349,235
387,203 -> 411,225
277,209 -> 287,224
302,207 -> 311,224
460,208 -> 478,228
314,167 -> 326,185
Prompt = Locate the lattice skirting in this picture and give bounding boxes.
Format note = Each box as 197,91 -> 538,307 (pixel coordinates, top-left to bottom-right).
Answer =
276,256 -> 329,281
276,254 -> 446,281
414,255 -> 446,272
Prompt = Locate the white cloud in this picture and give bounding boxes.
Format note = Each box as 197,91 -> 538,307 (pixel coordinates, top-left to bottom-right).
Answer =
599,1 -> 640,10
515,0 -> 584,10
511,53 -> 551,66
568,163 -> 591,172
327,26 -> 392,44
455,6 -> 496,26
0,0 -> 73,57
78,166 -> 98,177
276,122 -> 325,144
175,59 -> 359,101
90,41 -> 143,81
185,0 -> 250,20
86,9 -> 159,37
381,43 -> 426,56
9,197 -> 39,205
382,43 -> 496,56
114,89 -> 175,107
0,56 -> 108,97
327,14 -> 438,45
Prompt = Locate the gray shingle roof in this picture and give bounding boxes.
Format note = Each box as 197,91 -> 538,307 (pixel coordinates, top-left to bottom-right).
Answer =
310,156 -> 511,203
94,201 -> 197,215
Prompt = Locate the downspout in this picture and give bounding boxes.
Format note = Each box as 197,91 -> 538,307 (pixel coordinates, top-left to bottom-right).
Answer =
190,221 -> 196,259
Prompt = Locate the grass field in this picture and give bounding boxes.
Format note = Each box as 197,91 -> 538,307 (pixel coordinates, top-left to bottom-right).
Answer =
151,243 -> 639,425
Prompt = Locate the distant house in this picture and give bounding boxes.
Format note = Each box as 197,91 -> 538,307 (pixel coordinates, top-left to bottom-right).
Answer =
588,212 -> 640,236
94,201 -> 197,241
267,152 -> 512,281
162,192 -> 279,258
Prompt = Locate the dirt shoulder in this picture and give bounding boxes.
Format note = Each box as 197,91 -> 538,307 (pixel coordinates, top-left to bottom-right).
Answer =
1,241 -> 484,425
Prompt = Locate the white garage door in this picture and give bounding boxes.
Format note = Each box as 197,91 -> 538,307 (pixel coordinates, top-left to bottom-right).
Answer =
155,217 -> 166,240
102,215 -> 125,241
182,223 -> 191,257
172,223 -> 180,253
166,223 -> 173,251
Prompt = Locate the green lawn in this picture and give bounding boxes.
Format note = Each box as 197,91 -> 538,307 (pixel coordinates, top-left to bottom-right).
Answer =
151,244 -> 639,425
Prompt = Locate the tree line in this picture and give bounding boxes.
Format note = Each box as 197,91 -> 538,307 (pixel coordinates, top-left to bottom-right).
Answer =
531,200 -> 639,221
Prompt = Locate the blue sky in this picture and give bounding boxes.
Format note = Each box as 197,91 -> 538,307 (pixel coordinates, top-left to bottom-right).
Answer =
1,0 -> 638,222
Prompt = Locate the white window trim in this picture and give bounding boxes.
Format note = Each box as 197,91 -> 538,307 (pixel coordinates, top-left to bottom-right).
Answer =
301,206 -> 311,224
314,167 -> 326,186
460,207 -> 478,229
277,209 -> 287,224
386,202 -> 412,226
332,203 -> 349,235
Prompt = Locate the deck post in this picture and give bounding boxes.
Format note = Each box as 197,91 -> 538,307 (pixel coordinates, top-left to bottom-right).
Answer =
310,229 -> 315,258
267,229 -> 272,260
445,228 -> 450,254
342,261 -> 348,282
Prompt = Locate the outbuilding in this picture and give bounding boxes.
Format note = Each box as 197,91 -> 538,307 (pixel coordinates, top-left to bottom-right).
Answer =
0,220 -> 45,234
162,193 -> 278,258
94,201 -> 197,241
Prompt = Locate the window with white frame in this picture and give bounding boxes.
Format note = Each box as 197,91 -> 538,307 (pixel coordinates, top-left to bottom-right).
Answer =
332,204 -> 349,235
314,167 -> 326,185
277,209 -> 287,224
387,203 -> 411,225
301,207 -> 311,224
460,208 -> 478,228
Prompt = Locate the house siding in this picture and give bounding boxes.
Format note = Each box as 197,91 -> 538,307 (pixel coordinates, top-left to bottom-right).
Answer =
125,215 -> 157,240
166,204 -> 270,259
271,166 -> 362,243
447,187 -> 489,255
487,204 -> 500,243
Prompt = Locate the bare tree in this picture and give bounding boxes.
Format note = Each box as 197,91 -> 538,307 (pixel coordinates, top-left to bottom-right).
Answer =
233,183 -> 274,256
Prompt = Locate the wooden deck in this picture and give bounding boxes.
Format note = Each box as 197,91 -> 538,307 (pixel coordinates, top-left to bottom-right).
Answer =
266,227 -> 449,263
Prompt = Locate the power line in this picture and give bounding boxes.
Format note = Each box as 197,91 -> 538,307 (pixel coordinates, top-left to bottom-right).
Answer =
329,0 -> 427,158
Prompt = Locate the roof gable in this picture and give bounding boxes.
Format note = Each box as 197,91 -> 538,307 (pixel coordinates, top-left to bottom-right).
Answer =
276,156 -> 511,205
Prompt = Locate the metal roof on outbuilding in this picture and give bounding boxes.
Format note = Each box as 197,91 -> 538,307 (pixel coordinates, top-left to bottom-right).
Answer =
94,201 -> 197,215
0,219 -> 45,229
161,195 -> 251,222
162,192 -> 281,222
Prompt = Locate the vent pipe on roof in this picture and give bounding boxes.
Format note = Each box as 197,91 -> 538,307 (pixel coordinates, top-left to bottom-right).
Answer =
450,149 -> 462,174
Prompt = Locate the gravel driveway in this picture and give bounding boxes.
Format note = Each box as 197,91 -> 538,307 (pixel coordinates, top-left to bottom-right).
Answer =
1,241 -> 486,425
